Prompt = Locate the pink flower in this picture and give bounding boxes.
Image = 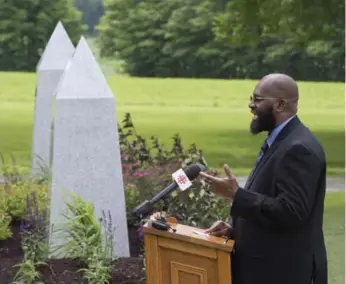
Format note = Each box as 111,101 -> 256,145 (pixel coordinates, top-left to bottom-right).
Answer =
132,161 -> 141,167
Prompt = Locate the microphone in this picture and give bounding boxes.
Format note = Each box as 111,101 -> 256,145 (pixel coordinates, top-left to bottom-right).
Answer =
131,162 -> 206,218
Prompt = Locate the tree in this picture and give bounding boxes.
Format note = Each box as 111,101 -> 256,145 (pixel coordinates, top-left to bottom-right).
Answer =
97,0 -> 246,78
212,0 -> 344,45
162,0 -> 227,78
75,0 -> 104,35
97,0 -> 344,81
97,0 -> 180,76
0,0 -> 86,71
211,0 -> 345,81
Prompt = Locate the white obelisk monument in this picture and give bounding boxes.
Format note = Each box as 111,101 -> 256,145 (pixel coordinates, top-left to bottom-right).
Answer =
31,21 -> 75,177
48,36 -> 130,258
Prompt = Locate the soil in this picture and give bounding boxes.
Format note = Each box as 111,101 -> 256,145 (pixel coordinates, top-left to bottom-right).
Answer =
0,222 -> 146,284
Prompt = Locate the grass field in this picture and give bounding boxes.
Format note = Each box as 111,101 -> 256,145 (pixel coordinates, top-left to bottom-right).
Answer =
0,71 -> 344,176
323,192 -> 345,284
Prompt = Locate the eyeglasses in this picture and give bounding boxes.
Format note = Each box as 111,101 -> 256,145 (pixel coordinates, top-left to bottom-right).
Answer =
249,96 -> 277,104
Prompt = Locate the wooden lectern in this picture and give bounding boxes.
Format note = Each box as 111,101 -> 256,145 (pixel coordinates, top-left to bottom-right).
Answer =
142,220 -> 234,284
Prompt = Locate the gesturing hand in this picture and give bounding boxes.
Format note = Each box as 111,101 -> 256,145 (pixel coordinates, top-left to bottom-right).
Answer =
199,164 -> 239,200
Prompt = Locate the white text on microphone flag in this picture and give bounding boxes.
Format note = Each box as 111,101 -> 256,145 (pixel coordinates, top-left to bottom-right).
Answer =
172,169 -> 192,191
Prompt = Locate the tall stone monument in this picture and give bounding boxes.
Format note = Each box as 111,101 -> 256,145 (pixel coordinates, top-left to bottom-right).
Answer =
31,21 -> 75,177
48,36 -> 130,258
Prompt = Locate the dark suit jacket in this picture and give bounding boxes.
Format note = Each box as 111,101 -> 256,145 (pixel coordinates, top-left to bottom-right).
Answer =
230,116 -> 328,284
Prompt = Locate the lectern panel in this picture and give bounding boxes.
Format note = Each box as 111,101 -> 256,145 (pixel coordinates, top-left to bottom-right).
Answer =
171,261 -> 208,284
159,245 -> 218,284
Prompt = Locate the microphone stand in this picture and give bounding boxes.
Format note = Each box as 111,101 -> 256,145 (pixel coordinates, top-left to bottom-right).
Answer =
136,197 -> 176,232
159,197 -> 170,221
150,197 -> 176,232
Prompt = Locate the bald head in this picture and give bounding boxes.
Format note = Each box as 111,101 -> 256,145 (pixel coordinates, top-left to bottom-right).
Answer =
258,73 -> 299,103
249,73 -> 299,134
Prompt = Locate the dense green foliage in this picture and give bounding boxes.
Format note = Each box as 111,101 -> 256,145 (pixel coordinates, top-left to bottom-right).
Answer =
1,0 -> 343,80
0,0 -> 85,71
97,0 -> 344,81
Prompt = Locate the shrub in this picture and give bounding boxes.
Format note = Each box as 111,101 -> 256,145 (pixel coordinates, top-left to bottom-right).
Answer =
0,153 -> 30,184
0,154 -> 50,222
52,193 -> 115,283
4,180 -> 49,221
0,154 -> 50,241
0,186 -> 12,240
119,113 -> 230,229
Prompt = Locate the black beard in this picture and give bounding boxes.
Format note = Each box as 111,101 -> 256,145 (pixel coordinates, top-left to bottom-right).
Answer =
250,110 -> 276,135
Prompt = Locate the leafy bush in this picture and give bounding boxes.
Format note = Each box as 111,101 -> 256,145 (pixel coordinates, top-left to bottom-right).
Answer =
0,154 -> 49,243
0,186 -> 12,240
0,154 -> 30,184
120,113 -> 230,229
0,154 -> 49,222
4,181 -> 49,221
52,193 -> 115,283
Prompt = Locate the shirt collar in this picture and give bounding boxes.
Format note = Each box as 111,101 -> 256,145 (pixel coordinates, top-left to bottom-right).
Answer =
267,115 -> 296,147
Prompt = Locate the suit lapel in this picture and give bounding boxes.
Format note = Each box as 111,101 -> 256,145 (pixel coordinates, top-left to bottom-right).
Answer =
245,116 -> 302,189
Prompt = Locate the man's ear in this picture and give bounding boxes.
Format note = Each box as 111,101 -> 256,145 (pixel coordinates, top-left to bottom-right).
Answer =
275,99 -> 286,112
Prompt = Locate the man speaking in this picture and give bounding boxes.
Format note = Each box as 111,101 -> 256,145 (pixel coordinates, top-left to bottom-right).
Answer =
200,73 -> 328,284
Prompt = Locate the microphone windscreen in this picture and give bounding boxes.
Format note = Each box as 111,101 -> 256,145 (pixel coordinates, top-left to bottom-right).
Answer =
184,163 -> 207,180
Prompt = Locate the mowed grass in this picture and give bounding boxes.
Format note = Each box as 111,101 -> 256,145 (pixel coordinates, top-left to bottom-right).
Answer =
323,192 -> 345,284
0,72 -> 344,176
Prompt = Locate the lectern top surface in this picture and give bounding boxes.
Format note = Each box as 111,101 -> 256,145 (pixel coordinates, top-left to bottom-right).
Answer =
143,221 -> 234,252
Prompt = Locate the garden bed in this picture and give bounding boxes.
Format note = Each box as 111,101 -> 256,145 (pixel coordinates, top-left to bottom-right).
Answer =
0,222 -> 146,284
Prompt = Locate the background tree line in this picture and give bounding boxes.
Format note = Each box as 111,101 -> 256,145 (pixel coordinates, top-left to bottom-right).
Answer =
0,0 -> 344,82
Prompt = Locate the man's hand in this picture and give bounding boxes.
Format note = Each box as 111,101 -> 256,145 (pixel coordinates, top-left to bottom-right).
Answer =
199,164 -> 239,200
204,220 -> 233,237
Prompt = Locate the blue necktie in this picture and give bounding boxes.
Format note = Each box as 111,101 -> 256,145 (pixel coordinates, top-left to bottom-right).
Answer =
247,139 -> 270,183
256,139 -> 269,166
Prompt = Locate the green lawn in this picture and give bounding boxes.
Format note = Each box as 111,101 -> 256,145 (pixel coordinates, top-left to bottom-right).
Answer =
323,192 -> 345,284
0,72 -> 344,176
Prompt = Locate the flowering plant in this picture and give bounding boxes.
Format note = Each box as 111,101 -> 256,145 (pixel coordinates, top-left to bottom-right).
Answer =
119,113 -> 230,231
13,191 -> 48,284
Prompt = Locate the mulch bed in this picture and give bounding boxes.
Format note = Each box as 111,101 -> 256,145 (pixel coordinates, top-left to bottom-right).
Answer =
0,222 -> 146,284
